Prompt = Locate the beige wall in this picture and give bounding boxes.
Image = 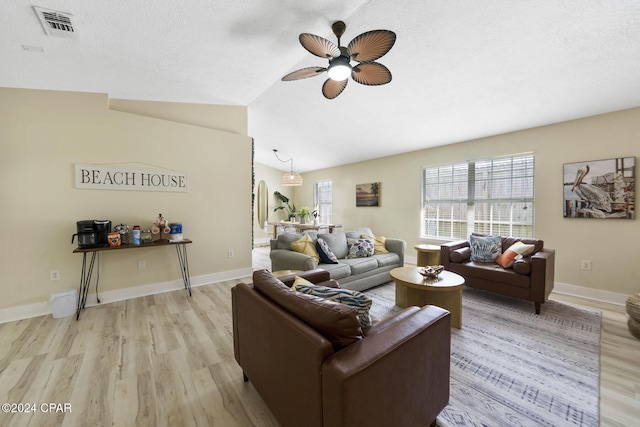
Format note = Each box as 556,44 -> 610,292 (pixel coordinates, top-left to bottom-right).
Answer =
295,108 -> 640,297
0,88 -> 253,312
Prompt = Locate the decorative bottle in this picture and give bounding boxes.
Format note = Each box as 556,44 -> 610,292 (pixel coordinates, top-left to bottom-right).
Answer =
132,225 -> 141,246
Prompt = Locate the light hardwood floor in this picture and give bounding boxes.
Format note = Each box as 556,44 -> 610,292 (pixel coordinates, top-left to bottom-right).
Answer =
0,249 -> 638,426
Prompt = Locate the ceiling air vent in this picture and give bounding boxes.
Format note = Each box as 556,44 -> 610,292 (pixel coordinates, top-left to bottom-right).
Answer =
33,6 -> 77,38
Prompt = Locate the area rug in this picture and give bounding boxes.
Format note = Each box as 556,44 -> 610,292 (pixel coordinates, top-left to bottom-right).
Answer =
365,283 -> 601,427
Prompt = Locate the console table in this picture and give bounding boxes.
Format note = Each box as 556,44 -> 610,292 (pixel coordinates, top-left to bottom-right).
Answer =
72,239 -> 192,320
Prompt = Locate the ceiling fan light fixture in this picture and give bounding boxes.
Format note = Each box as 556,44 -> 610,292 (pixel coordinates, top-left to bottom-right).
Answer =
327,56 -> 351,81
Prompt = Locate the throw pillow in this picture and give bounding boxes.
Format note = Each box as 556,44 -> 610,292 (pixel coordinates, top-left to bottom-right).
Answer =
362,234 -> 389,254
496,241 -> 536,269
317,232 -> 349,259
346,238 -> 375,258
290,234 -> 320,264
252,270 -> 362,348
316,237 -> 339,264
292,282 -> 373,329
292,275 -> 314,288
469,234 -> 502,262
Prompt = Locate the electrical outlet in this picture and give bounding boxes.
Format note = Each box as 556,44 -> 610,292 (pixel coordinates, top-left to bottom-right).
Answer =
228,250 -> 234,258
50,270 -> 60,281
138,259 -> 146,270
581,260 -> 592,271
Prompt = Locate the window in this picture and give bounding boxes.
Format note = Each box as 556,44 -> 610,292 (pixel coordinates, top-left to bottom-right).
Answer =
314,180 -> 332,224
422,154 -> 535,239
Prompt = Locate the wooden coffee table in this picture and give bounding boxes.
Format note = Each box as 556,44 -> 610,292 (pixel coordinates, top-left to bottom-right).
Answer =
390,267 -> 465,328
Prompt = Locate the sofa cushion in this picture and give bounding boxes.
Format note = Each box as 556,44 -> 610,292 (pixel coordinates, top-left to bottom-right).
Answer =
470,234 -> 502,262
276,232 -> 305,250
496,241 -> 536,269
347,238 -> 375,258
362,234 -> 390,254
292,281 -> 373,329
373,252 -> 401,268
290,234 -> 320,264
450,247 -> 471,263
316,238 -> 339,264
318,262 -> 352,280
346,227 -> 374,240
341,257 -> 379,275
450,261 -> 531,288
252,269 -> 362,348
318,232 -> 349,259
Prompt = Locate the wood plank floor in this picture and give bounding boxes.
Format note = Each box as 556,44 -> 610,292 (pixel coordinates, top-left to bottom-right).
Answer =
0,249 -> 638,426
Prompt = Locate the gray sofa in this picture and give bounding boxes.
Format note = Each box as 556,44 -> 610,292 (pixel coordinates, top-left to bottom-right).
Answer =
269,227 -> 405,292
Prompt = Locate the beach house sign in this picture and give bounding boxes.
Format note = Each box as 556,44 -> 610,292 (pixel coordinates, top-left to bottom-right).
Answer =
74,163 -> 188,192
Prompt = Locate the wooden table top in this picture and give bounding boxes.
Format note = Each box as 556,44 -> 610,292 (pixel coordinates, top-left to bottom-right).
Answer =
390,266 -> 465,291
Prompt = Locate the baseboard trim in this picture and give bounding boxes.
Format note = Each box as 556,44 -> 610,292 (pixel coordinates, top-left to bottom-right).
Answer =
0,267 -> 253,324
3,271 -> 627,323
552,281 -> 628,307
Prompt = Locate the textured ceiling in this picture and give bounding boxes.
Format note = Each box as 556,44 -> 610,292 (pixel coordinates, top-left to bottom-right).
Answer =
2,1 -> 640,172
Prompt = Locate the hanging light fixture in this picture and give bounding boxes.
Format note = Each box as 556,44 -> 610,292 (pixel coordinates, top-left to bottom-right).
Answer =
273,149 -> 303,186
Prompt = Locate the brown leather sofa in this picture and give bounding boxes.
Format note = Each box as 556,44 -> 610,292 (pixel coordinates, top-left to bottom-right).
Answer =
232,269 -> 451,427
440,237 -> 555,314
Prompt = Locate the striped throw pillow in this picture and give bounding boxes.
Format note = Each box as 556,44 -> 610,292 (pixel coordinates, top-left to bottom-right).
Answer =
292,280 -> 372,329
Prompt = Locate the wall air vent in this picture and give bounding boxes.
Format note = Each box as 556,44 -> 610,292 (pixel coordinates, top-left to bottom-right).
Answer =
33,6 -> 77,38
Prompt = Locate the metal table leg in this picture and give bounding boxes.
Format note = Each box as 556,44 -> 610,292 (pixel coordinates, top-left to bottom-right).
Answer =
175,243 -> 191,296
76,251 -> 97,320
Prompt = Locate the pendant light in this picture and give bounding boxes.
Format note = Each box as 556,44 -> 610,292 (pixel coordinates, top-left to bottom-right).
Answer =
273,149 -> 303,186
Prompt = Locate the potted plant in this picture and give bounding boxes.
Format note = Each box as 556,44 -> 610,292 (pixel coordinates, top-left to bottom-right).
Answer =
298,206 -> 311,224
273,191 -> 298,221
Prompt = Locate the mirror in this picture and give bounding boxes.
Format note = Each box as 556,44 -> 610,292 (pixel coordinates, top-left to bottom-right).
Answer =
257,180 -> 268,226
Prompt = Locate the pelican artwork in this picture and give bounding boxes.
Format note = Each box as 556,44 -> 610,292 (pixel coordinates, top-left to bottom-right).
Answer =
571,165 -> 613,213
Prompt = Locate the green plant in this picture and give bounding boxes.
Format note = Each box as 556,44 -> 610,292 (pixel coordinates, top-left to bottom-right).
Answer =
298,206 -> 310,217
273,191 -> 297,220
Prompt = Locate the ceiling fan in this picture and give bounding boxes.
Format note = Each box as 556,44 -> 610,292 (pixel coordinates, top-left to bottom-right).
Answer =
281,21 -> 396,99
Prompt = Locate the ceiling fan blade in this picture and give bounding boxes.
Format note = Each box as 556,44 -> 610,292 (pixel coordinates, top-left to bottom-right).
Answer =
299,33 -> 341,58
347,30 -> 396,63
322,78 -> 348,99
351,62 -> 392,86
281,66 -> 327,81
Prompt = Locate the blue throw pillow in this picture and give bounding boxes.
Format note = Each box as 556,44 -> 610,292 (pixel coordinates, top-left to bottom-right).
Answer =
316,238 -> 339,264
470,235 -> 502,262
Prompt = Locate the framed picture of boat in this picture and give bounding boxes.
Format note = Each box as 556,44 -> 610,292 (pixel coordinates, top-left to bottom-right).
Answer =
563,157 -> 635,219
356,182 -> 380,207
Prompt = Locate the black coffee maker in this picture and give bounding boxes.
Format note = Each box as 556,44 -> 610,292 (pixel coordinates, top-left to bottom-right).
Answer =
72,220 -> 112,248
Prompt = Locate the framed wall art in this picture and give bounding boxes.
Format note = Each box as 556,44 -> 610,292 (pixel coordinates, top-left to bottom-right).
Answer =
563,157 -> 635,219
356,182 -> 380,207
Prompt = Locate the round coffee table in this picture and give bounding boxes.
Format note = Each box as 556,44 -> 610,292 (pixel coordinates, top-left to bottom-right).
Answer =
390,267 -> 465,328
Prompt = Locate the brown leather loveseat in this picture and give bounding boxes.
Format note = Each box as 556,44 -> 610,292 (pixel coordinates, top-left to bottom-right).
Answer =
232,269 -> 451,427
440,236 -> 555,314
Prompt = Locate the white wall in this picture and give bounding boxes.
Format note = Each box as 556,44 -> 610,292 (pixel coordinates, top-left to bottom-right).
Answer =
294,108 -> 640,298
0,88 -> 253,318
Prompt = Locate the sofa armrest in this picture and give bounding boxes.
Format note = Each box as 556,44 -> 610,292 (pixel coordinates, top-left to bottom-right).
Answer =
322,305 -> 451,427
384,238 -> 406,265
530,248 -> 555,304
365,306 -> 420,335
440,240 -> 469,268
270,248 -> 317,271
277,269 -> 332,287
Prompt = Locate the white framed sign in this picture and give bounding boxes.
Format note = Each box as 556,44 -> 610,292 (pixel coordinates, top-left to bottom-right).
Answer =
75,163 -> 188,192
